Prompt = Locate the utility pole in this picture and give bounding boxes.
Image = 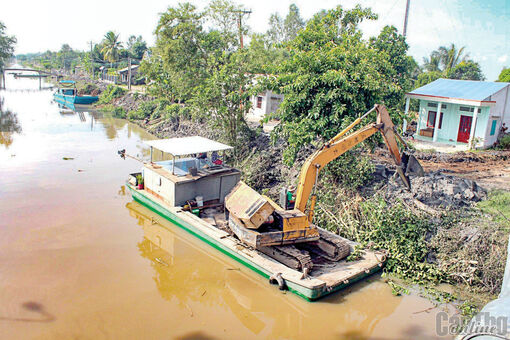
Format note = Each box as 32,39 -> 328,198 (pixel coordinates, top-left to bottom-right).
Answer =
127,57 -> 132,91
403,0 -> 411,37
233,9 -> 252,48
88,41 -> 94,79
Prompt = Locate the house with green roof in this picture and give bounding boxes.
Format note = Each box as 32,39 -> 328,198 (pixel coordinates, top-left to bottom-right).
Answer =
405,78 -> 510,149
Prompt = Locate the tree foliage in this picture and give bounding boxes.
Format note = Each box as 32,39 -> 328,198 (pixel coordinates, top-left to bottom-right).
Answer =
145,1 -> 252,148
498,68 -> 510,82
267,4 -> 305,44
270,6 -> 415,164
0,21 -> 16,71
417,43 -> 484,87
101,31 -> 123,63
126,35 -> 147,59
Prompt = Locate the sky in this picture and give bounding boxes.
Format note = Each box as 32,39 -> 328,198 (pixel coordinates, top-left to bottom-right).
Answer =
1,0 -> 509,80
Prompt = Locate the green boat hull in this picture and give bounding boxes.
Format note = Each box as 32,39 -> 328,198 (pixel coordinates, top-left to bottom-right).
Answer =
53,93 -> 98,105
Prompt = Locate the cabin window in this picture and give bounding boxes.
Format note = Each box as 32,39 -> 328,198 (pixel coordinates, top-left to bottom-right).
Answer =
427,103 -> 447,109
490,120 -> 497,136
256,96 -> 263,109
427,111 -> 443,128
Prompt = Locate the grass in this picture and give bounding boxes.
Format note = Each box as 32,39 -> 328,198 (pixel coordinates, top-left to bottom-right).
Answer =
477,190 -> 510,226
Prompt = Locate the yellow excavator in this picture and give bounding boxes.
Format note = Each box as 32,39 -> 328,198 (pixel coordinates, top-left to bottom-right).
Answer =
225,104 -> 423,274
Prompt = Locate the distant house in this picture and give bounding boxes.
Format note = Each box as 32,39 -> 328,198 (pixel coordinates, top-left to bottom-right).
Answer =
249,90 -> 284,119
118,64 -> 140,84
405,78 -> 510,148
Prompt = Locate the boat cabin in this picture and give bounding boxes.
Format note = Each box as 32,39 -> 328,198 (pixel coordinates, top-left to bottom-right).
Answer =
137,136 -> 241,207
56,80 -> 77,96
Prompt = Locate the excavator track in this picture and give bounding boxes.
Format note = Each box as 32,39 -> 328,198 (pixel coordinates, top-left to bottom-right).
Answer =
258,245 -> 313,274
300,228 -> 351,262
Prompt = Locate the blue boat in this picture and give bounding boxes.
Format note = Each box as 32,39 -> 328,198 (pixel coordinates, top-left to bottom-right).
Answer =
53,80 -> 98,105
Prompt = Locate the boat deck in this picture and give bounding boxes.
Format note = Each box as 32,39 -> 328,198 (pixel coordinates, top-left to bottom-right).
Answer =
128,184 -> 386,300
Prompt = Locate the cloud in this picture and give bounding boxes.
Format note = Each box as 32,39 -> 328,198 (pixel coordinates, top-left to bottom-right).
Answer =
498,55 -> 508,63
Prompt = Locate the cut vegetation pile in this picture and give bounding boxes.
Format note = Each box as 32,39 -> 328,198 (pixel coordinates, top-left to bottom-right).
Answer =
382,170 -> 487,208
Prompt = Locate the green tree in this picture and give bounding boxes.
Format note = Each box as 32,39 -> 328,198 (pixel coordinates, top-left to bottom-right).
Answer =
193,50 -> 252,148
497,67 -> 510,82
270,6 -> 414,164
417,44 -> 485,87
206,0 -> 246,48
438,43 -> 467,74
450,60 -> 484,80
267,4 -> 305,45
126,35 -> 147,59
0,21 -> 16,71
422,51 -> 441,72
267,13 -> 285,45
283,4 -> 305,41
101,31 -> 123,63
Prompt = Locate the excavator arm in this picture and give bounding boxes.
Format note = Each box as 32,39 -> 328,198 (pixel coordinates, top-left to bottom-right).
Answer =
294,104 -> 412,214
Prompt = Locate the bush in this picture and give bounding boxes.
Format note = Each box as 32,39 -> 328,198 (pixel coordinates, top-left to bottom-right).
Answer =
77,83 -> 99,95
112,106 -> 126,118
499,134 -> 510,149
322,150 -> 375,190
315,193 -> 447,284
98,85 -> 126,104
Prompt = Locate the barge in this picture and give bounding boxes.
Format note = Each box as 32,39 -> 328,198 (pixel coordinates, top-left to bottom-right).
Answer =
125,136 -> 386,301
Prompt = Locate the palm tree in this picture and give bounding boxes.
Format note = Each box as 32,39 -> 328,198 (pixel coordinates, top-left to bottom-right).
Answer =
101,31 -> 123,63
437,43 -> 468,74
423,51 -> 441,72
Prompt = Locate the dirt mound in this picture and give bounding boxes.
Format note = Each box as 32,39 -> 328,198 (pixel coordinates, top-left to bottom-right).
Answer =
382,170 -> 487,208
414,150 -> 510,163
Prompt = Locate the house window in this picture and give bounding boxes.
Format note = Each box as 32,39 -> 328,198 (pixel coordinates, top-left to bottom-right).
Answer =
256,96 -> 263,109
427,111 -> 443,128
490,120 -> 497,136
427,103 -> 447,109
459,106 -> 476,113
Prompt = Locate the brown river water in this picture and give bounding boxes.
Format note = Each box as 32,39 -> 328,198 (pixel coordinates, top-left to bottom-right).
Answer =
0,74 -> 455,339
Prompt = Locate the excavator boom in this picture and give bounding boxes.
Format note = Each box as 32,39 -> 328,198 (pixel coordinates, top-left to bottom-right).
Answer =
294,104 -> 414,213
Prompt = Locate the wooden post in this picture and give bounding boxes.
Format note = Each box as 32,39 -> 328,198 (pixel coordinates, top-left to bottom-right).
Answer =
469,107 -> 479,149
403,97 -> 410,133
127,57 -> 132,90
433,102 -> 442,142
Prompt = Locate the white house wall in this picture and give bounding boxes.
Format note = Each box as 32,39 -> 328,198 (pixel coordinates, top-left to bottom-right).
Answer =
249,91 -> 283,118
417,100 -> 490,147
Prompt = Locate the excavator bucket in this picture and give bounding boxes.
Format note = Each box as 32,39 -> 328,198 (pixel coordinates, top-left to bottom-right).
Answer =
375,105 -> 424,190
401,152 -> 424,177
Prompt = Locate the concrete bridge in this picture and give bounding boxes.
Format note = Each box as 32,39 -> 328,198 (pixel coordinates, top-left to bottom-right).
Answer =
0,67 -> 63,89
3,67 -> 62,76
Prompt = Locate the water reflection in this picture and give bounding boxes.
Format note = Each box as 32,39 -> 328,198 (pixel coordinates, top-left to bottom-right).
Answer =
126,201 -> 403,338
0,98 -> 22,148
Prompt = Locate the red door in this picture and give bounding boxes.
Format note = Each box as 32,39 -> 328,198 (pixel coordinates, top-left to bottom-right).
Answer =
457,115 -> 472,143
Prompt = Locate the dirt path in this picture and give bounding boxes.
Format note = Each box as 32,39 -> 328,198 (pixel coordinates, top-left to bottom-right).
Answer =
372,149 -> 510,191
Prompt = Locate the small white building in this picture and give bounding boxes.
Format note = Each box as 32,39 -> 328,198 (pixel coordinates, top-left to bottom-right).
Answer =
249,90 -> 284,119
405,79 -> 510,148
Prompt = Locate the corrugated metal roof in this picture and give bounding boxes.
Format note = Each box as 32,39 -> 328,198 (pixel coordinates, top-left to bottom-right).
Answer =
145,136 -> 233,156
408,78 -> 509,101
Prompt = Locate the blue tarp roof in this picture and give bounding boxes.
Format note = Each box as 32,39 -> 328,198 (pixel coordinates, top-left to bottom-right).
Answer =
408,78 -> 509,101
59,80 -> 76,84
